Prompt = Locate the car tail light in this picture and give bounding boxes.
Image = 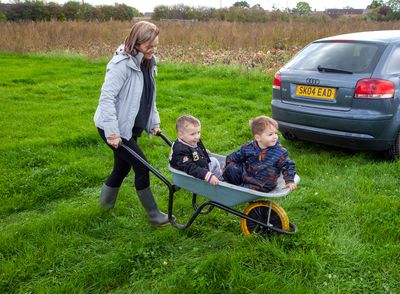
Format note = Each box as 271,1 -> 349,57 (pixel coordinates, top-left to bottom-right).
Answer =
354,79 -> 395,99
273,72 -> 281,90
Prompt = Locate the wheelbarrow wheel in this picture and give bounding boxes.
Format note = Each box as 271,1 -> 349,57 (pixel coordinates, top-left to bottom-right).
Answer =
241,201 -> 289,236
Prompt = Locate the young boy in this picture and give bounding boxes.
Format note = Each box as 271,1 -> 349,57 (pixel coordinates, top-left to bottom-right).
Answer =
169,115 -> 222,186
223,115 -> 296,192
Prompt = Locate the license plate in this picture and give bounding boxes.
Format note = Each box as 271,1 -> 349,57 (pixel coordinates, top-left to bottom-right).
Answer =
296,85 -> 336,100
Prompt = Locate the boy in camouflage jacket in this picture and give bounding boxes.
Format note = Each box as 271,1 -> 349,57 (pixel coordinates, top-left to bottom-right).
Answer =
223,116 -> 296,193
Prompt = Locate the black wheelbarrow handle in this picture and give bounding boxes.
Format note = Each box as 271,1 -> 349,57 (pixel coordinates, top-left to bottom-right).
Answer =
118,130 -> 174,189
156,131 -> 172,147
119,141 -> 173,189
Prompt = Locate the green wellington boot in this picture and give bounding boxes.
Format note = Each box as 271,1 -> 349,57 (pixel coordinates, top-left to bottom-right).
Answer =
99,184 -> 119,209
136,187 -> 171,226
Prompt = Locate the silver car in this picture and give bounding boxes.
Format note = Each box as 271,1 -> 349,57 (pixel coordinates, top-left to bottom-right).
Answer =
271,30 -> 400,160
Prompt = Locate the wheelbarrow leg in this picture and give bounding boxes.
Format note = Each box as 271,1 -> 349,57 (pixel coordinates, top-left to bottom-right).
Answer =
168,186 -> 216,230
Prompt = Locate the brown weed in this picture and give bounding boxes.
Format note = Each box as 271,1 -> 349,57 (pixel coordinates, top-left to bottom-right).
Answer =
1,19 -> 399,71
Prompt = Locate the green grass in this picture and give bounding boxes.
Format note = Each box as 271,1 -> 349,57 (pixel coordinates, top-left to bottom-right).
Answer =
1,52 -> 399,293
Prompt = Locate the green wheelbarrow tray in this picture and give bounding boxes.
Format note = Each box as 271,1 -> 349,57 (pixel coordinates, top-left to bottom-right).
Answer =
168,153 -> 300,207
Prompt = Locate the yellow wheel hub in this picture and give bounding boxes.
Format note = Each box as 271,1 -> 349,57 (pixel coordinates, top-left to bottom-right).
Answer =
241,201 -> 289,236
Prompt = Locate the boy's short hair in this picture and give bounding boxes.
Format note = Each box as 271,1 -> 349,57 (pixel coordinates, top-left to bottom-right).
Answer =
176,115 -> 201,132
250,115 -> 278,136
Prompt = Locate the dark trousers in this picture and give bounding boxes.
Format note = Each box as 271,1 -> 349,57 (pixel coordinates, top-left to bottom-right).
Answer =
222,162 -> 244,185
98,128 -> 149,190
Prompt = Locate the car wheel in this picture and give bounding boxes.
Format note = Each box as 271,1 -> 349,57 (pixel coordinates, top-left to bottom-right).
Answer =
384,131 -> 400,161
282,131 -> 296,141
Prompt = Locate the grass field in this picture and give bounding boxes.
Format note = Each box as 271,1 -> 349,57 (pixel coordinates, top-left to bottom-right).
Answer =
1,52 -> 400,293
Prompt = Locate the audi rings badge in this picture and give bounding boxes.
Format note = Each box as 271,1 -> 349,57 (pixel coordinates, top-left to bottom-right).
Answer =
306,78 -> 320,85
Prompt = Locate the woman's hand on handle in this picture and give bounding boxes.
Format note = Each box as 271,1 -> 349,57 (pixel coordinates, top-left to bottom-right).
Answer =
152,127 -> 161,136
107,137 -> 122,149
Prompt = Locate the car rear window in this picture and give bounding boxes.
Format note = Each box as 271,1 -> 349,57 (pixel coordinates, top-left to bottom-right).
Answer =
385,46 -> 400,74
285,41 -> 385,74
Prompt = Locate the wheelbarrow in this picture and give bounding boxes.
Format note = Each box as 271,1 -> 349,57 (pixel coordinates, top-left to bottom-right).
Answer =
120,132 -> 299,236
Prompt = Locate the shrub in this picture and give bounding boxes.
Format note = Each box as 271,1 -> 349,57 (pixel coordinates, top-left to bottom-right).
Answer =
0,11 -> 7,22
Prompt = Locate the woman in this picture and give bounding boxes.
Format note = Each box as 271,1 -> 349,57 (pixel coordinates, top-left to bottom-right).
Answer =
94,21 -> 169,226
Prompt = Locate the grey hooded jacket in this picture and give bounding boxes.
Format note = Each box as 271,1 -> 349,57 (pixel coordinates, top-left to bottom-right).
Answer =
94,47 -> 160,140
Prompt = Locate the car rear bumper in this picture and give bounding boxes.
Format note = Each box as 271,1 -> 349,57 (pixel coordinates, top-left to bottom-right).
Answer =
277,120 -> 393,150
272,101 -> 397,151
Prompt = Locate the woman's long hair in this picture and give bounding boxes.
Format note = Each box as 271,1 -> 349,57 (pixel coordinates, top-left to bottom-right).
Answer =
124,21 -> 159,60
